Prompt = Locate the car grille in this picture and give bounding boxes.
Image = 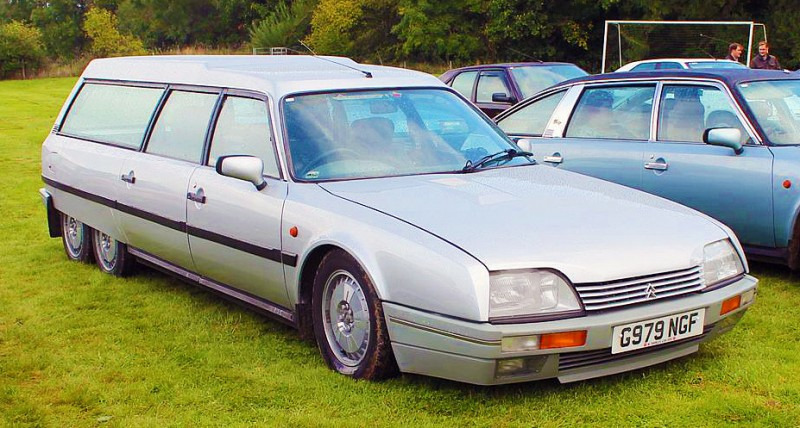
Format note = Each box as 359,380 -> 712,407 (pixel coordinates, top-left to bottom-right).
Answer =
558,323 -> 715,372
574,265 -> 704,311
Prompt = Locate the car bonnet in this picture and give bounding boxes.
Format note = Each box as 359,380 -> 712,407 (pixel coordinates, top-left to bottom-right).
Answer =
318,166 -> 732,284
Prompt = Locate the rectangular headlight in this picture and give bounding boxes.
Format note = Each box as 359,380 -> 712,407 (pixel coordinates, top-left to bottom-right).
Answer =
489,269 -> 581,319
703,240 -> 744,288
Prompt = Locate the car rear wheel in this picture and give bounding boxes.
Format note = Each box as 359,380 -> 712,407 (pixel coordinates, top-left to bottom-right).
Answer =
312,249 -> 397,380
60,213 -> 93,263
92,229 -> 135,277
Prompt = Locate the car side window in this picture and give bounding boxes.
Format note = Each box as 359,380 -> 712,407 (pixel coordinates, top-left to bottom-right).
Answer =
631,63 -> 657,71
565,85 -> 655,140
208,96 -> 280,177
60,83 -> 164,149
657,62 -> 682,70
497,90 -> 566,136
146,90 -> 218,163
658,85 -> 749,144
476,72 -> 511,103
451,71 -> 477,99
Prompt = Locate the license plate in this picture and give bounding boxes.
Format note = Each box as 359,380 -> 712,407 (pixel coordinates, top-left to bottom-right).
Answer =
612,309 -> 705,354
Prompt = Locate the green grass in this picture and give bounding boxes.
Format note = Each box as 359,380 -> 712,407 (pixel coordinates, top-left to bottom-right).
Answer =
1,77 -> 799,427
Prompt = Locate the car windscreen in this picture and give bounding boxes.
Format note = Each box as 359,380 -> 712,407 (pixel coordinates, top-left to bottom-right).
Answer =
687,61 -> 747,69
738,79 -> 800,145
283,88 -> 527,181
510,65 -> 588,99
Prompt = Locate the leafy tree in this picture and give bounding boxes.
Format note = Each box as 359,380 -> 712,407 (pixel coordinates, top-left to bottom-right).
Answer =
305,0 -> 397,61
393,0 -> 485,62
0,20 -> 45,78
83,7 -> 146,57
29,0 -> 88,59
250,0 -> 315,51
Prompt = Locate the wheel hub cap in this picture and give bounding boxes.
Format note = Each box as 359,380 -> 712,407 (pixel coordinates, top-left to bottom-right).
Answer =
323,271 -> 370,366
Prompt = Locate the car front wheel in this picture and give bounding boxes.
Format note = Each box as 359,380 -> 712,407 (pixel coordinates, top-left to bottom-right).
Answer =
60,213 -> 93,263
312,249 -> 397,380
92,229 -> 135,276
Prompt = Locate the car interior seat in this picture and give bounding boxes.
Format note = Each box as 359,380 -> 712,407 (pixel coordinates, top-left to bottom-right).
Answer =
662,89 -> 705,142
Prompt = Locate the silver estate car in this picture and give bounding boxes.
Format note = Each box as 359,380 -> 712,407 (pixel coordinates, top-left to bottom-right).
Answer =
40,56 -> 757,385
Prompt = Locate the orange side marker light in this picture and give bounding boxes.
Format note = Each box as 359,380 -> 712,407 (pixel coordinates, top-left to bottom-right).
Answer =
289,226 -> 298,237
783,180 -> 792,189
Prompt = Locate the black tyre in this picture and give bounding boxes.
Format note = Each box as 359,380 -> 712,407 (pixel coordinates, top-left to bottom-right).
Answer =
311,249 -> 398,380
60,213 -> 93,263
91,229 -> 135,277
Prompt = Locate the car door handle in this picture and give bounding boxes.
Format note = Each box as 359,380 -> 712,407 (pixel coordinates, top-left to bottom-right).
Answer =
120,170 -> 136,184
187,188 -> 206,204
644,162 -> 669,171
543,154 -> 563,164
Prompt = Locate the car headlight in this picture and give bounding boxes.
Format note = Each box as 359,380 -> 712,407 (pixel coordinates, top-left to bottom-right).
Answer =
703,239 -> 744,288
489,269 -> 581,320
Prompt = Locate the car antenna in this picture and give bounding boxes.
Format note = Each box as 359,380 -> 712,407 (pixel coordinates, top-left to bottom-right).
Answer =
509,48 -> 543,63
298,40 -> 372,78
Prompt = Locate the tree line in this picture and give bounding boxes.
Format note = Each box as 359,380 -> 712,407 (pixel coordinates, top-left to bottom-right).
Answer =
1,0 -> 798,79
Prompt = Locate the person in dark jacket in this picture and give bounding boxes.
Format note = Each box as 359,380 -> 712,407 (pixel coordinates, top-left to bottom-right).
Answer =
726,43 -> 744,63
750,41 -> 781,70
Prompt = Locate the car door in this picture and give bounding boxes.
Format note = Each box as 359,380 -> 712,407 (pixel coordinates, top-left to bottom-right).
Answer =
518,84 -> 656,189
475,69 -> 515,117
185,91 -> 291,307
116,87 -> 221,269
641,82 -> 774,247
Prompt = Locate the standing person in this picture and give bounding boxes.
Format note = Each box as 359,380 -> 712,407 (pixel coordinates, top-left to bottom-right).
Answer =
750,41 -> 781,70
726,43 -> 744,62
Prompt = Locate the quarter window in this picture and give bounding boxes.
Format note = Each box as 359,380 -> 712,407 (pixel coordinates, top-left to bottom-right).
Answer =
451,71 -> 478,99
208,96 -> 279,177
565,85 -> 655,140
497,90 -> 566,136
476,73 -> 511,103
658,85 -> 748,144
146,90 -> 218,163
60,83 -> 164,149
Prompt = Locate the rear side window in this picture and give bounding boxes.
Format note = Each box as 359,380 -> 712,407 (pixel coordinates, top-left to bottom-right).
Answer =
60,83 -> 164,149
208,96 -> 279,177
451,71 -> 478,99
146,90 -> 218,163
497,90 -> 566,136
565,85 -> 655,140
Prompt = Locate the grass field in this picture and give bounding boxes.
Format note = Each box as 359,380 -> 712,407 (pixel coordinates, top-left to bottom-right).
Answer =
1,77 -> 799,427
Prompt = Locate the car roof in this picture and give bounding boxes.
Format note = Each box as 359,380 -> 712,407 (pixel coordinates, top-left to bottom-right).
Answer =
556,69 -> 798,88
446,62 -> 580,72
81,55 -> 445,98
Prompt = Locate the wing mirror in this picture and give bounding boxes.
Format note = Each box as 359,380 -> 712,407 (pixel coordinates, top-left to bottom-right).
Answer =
703,128 -> 743,155
491,92 -> 517,104
216,155 -> 267,190
515,138 -> 534,153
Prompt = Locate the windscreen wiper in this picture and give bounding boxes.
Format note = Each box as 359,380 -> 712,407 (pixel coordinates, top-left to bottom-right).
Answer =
462,148 -> 533,173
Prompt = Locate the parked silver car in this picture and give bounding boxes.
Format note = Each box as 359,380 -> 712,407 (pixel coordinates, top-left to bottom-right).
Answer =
40,55 -> 756,385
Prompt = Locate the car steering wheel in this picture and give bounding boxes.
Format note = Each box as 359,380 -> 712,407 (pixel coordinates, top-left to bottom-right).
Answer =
300,148 -> 361,177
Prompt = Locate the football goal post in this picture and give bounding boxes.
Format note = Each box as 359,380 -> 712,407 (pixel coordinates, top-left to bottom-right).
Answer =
602,20 -> 767,73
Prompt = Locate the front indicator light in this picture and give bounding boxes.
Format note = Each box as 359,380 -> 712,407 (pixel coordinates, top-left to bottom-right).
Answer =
720,295 -> 741,315
540,330 -> 587,350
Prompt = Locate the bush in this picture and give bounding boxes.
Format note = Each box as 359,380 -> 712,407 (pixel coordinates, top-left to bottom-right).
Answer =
249,1 -> 315,52
83,7 -> 147,58
0,21 -> 46,79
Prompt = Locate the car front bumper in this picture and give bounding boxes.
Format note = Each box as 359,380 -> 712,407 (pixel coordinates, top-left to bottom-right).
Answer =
384,274 -> 757,385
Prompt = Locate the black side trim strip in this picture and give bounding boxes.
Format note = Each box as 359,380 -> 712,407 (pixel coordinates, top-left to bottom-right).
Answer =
43,176 -> 115,208
187,225 -> 282,263
42,176 -> 294,266
129,247 -> 295,325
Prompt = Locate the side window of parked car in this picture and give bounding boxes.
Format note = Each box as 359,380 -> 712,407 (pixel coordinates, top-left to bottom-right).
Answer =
146,90 -> 218,163
630,63 -> 657,72
565,85 -> 656,140
476,72 -> 511,103
497,90 -> 566,136
658,85 -> 749,144
208,96 -> 280,177
451,71 -> 478,99
657,62 -> 682,70
60,83 -> 164,149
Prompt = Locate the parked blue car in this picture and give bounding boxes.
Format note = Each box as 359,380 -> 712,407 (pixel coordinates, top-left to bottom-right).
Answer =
495,69 -> 800,268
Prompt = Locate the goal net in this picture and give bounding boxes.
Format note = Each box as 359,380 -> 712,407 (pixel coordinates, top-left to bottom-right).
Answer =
602,21 -> 767,73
